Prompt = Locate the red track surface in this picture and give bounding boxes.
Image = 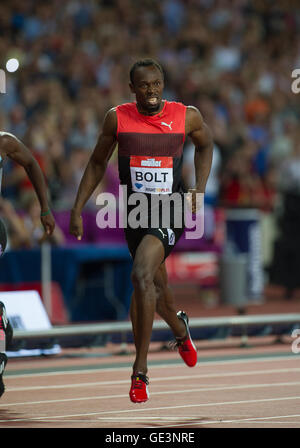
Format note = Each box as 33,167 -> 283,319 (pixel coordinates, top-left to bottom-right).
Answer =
1,336 -> 300,429
1,288 -> 300,429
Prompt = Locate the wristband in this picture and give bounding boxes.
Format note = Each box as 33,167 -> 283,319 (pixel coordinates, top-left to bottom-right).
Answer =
41,208 -> 51,217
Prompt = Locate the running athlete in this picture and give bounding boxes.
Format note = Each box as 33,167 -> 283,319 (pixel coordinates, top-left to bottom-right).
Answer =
0,132 -> 55,398
69,59 -> 213,403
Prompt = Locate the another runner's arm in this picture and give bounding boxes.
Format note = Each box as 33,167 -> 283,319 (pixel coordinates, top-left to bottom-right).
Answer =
0,132 -> 49,212
186,106 -> 213,193
0,132 -> 55,235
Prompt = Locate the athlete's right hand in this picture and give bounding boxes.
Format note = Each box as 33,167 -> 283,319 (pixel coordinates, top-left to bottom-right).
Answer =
69,209 -> 83,241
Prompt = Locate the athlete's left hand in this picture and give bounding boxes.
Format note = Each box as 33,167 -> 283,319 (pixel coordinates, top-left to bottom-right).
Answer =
69,209 -> 83,241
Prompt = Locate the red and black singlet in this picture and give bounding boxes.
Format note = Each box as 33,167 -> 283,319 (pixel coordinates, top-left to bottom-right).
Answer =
116,100 -> 187,197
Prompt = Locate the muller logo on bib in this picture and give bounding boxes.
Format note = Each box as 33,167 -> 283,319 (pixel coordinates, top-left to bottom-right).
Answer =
141,158 -> 161,167
130,156 -> 173,194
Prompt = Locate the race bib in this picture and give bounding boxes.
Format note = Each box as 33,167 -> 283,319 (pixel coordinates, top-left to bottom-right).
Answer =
130,156 -> 173,194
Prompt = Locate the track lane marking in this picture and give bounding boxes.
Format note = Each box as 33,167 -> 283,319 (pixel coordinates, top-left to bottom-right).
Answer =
150,413 -> 300,428
4,354 -> 299,379
1,382 -> 300,409
5,367 -> 300,392
1,395 -> 300,423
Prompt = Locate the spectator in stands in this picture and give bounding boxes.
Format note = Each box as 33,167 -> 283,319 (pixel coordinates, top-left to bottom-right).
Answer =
0,0 -> 298,247
183,140 -> 221,240
278,134 -> 300,196
270,137 -> 300,296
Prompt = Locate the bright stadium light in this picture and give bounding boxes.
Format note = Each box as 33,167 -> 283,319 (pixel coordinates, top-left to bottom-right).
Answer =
6,58 -> 19,73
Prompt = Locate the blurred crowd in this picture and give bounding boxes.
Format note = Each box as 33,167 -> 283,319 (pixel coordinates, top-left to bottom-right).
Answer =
0,0 -> 299,252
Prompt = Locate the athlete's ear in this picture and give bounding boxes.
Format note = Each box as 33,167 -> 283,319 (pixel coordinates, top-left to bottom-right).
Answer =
129,83 -> 135,94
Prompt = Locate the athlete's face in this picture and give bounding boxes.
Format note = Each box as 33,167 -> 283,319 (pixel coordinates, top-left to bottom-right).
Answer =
130,65 -> 164,115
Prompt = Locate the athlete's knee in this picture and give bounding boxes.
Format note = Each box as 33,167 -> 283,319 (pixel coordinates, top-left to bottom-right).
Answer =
131,265 -> 154,294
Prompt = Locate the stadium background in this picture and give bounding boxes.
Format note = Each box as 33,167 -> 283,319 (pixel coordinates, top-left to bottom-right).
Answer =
0,0 -> 299,333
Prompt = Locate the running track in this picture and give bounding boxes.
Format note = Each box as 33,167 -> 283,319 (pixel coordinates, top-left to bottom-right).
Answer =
1,337 -> 300,428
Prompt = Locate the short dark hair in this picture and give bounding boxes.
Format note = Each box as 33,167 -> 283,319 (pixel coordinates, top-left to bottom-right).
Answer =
130,59 -> 164,85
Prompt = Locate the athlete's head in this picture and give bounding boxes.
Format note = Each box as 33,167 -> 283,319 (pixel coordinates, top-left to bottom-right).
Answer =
129,59 -> 164,115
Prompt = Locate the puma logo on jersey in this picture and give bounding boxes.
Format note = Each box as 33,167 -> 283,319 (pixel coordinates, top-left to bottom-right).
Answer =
157,229 -> 165,239
161,121 -> 173,130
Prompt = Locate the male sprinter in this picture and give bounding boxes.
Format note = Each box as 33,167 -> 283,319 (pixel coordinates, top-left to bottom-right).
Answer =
69,59 -> 213,403
0,132 -> 55,398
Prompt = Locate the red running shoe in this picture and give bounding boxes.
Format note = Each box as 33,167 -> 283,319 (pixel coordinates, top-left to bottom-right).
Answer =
129,372 -> 149,403
175,311 -> 197,367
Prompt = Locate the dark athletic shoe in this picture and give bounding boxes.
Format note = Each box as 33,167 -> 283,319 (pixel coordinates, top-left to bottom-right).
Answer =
175,311 -> 197,367
0,352 -> 7,398
0,301 -> 13,349
129,372 -> 149,403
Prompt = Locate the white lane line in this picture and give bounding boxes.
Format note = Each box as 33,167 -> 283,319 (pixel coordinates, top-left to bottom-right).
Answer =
1,382 -> 300,409
2,418 -> 300,426
6,367 -> 300,392
150,413 -> 300,428
1,395 -> 300,423
5,354 -> 299,379
1,415 -> 249,423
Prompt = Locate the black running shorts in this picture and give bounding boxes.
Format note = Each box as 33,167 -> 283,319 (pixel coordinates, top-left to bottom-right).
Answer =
124,191 -> 186,260
124,225 -> 184,260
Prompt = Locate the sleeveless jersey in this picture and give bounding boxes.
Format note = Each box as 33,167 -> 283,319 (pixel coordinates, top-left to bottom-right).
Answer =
116,100 -> 186,197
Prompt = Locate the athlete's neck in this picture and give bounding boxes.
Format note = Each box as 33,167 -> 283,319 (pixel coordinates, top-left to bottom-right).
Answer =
136,100 -> 164,116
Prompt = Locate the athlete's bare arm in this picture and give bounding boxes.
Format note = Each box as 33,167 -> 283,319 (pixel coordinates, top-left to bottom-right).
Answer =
186,106 -> 213,193
69,108 -> 117,240
0,132 -> 55,235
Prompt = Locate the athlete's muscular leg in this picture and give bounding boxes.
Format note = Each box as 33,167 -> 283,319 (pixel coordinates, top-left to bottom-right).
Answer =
130,291 -> 141,353
154,263 -> 186,339
130,257 -> 187,372
130,235 -> 164,375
